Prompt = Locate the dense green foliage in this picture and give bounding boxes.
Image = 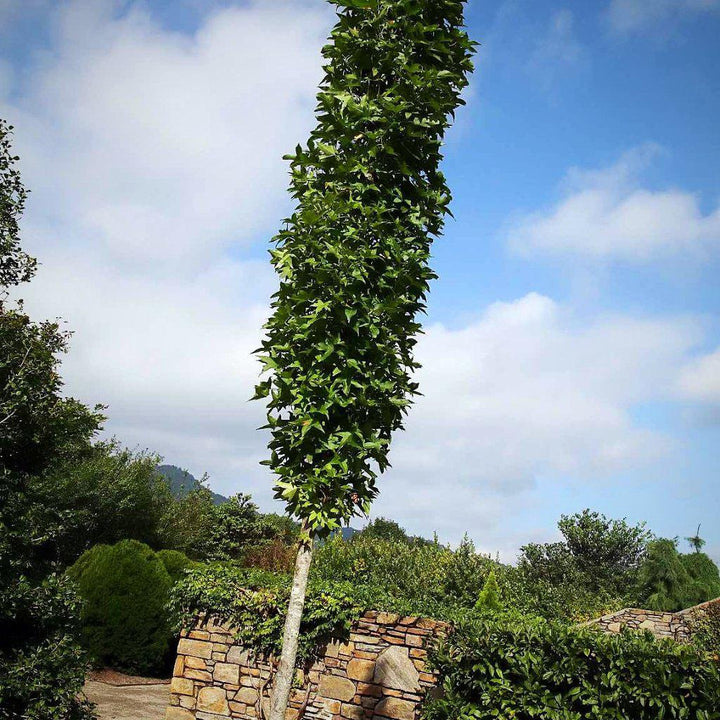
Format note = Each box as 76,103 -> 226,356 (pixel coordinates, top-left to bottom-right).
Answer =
475,569 -> 501,613
68,540 -> 175,675
518,510 -> 650,602
313,532 -> 496,619
691,602 -> 720,657
170,564 -> 358,665
33,443 -> 170,565
1,118 -> 98,719
256,0 -> 475,536
157,549 -> 196,584
639,539 -> 720,612
424,612 -> 720,720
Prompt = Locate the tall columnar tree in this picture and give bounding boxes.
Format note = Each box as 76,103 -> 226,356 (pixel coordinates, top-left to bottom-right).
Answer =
255,2 -> 474,716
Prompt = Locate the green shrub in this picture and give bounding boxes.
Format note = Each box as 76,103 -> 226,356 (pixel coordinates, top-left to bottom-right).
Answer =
474,569 -> 501,612
312,533 -> 496,618
691,602 -> 720,657
423,611 -> 720,720
170,564 -> 358,665
157,549 -> 194,584
68,540 -> 173,675
682,553 -> 720,607
0,573 -> 94,720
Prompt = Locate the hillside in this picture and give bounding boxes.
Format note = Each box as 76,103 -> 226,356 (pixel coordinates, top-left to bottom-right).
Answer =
156,464 -> 227,505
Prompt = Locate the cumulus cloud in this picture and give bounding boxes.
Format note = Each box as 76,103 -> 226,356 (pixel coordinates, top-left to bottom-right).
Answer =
679,348 -> 720,403
507,145 -> 720,262
370,293 -> 702,548
607,0 -> 720,34
3,0 -> 333,268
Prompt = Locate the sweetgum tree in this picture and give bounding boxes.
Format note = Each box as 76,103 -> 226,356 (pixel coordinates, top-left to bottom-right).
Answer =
254,2 -> 474,716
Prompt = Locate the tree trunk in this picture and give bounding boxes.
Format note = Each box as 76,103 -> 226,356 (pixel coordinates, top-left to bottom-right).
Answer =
268,527 -> 313,720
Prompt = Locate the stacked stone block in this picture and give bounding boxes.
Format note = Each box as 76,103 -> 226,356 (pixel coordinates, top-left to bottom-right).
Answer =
166,611 -> 448,720
586,596 -> 720,642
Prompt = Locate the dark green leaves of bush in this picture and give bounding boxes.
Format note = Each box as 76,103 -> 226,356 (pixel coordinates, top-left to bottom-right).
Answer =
424,612 -> 720,720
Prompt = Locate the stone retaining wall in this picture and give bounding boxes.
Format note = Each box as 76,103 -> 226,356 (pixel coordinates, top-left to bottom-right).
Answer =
587,596 -> 720,642
166,611 -> 448,720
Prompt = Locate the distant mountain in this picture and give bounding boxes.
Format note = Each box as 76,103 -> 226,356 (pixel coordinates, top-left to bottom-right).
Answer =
156,464 -> 228,505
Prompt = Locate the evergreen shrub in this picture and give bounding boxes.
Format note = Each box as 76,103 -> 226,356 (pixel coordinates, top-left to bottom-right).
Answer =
68,540 -> 173,675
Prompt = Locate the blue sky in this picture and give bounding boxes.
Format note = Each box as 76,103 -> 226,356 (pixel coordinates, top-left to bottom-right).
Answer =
1,0 -> 718,560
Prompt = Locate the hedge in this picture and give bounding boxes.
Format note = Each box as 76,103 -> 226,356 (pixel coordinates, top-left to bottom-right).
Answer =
423,611 -> 720,720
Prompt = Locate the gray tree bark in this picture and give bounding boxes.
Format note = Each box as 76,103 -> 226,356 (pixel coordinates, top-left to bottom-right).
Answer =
268,530 -> 313,720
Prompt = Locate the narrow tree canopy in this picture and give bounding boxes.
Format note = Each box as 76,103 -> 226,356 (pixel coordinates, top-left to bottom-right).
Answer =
256,0 -> 475,537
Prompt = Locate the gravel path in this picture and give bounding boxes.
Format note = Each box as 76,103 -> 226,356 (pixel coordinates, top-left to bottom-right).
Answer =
84,679 -> 169,720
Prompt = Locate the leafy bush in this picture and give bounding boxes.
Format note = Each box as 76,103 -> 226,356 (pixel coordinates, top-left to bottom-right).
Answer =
637,539 -> 720,612
313,533 -> 496,618
691,602 -> 720,657
0,573 -> 94,720
157,549 -> 195,584
474,569 -> 501,613
170,564 -> 359,665
68,540 -> 174,675
423,611 -> 720,720
682,553 -> 720,607
32,443 -> 170,566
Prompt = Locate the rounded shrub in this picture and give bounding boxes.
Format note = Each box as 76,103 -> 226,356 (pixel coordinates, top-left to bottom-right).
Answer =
156,549 -> 194,585
68,539 -> 173,675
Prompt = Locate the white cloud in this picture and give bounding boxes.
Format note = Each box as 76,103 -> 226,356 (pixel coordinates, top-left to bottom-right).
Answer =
3,0 -> 333,268
607,0 -> 720,34
507,145 -> 720,262
679,348 -> 720,403
371,293 -> 701,548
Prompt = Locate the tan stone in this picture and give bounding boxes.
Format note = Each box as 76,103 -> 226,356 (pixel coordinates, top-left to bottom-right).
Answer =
377,612 -> 400,624
185,655 -> 207,670
235,686 -> 259,704
374,697 -> 415,719
170,677 -> 194,696
639,619 -> 655,631
173,655 -> 185,677
374,646 -> 420,693
347,658 -> 376,682
341,703 -> 365,720
184,669 -> 212,682
165,708 -> 194,720
318,674 -> 356,702
177,638 -> 213,659
197,686 -> 229,714
214,662 -> 240,684
178,695 -> 195,709
226,646 -> 251,665
189,630 -> 210,640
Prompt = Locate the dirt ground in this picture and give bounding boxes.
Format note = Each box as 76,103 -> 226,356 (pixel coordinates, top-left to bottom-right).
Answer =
84,670 -> 169,720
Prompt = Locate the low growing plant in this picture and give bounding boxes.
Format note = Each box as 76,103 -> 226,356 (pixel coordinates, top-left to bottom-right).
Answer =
423,611 -> 720,720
